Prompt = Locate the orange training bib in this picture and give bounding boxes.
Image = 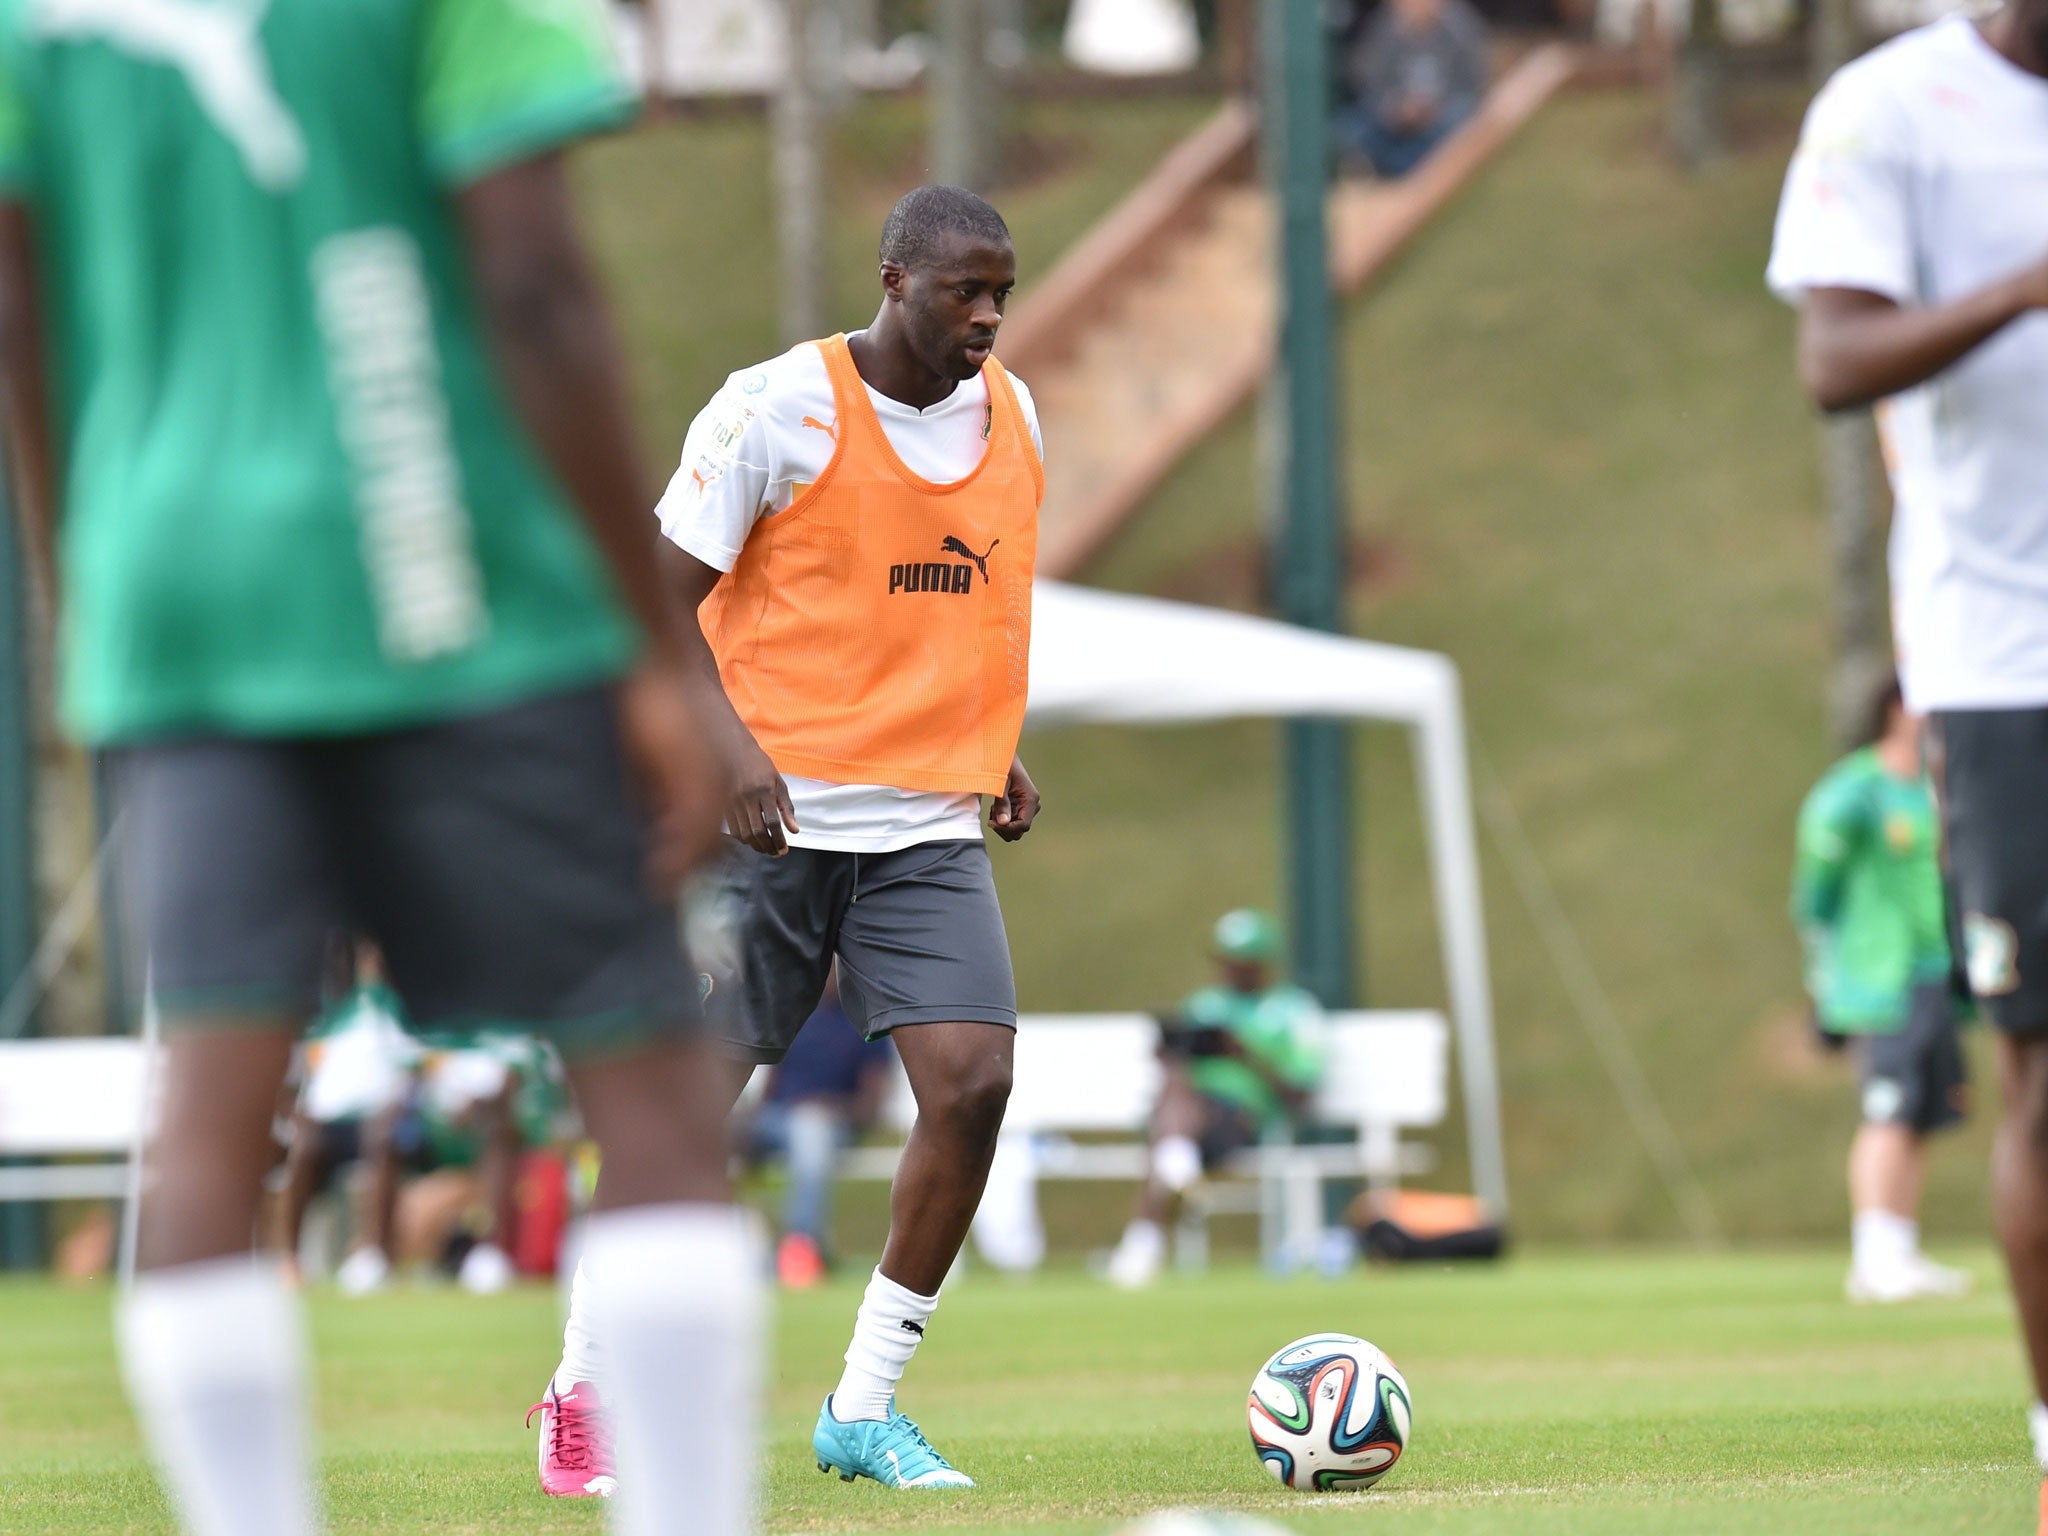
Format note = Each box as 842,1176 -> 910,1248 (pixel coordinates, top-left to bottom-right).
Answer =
697,334 -> 1042,797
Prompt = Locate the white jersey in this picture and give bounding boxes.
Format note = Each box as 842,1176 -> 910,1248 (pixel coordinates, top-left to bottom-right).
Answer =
1768,16 -> 2048,712
300,992 -> 418,1125
655,334 -> 1044,852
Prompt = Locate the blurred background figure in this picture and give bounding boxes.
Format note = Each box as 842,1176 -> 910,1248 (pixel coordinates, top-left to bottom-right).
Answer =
738,971 -> 896,1288
1336,0 -> 1490,178
394,1032 -> 558,1294
1793,678 -> 1971,1303
1063,0 -> 1203,76
967,1132 -> 1048,1275
1107,909 -> 1327,1288
274,943 -> 418,1295
276,943 -> 560,1296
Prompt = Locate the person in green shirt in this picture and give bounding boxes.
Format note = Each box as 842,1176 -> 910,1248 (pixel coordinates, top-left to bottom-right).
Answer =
1107,908 -> 1327,1288
275,942 -> 562,1299
1794,677 -> 1972,1304
0,0 -> 756,1528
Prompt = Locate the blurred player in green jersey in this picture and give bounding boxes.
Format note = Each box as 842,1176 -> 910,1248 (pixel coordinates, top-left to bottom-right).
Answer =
0,0 -> 760,1531
1794,678 -> 1972,1303
1107,908 -> 1327,1287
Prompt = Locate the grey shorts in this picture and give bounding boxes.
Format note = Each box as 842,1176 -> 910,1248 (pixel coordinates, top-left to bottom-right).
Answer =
1857,981 -> 1968,1135
1931,708 -> 2048,1034
696,839 -> 1016,1064
107,684 -> 698,1061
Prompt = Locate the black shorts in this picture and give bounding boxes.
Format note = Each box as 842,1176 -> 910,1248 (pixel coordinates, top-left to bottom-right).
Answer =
1856,981 -> 1968,1134
308,1115 -> 438,1177
1932,707 -> 2048,1034
696,839 -> 1016,1064
109,684 -> 697,1061
1196,1095 -> 1263,1168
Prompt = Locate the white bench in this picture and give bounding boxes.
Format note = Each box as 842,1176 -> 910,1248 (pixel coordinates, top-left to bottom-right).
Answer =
0,1036 -> 155,1203
840,1009 -> 1452,1262
1,1010 -> 1454,1265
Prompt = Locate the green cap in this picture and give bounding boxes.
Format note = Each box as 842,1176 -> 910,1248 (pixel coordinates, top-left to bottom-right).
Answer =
1212,908 -> 1282,963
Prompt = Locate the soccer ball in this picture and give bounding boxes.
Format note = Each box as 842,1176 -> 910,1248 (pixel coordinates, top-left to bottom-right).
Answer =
1245,1333 -> 1412,1491
1112,1515 -> 1296,1536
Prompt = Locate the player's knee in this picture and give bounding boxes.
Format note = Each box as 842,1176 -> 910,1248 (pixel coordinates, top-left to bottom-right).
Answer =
359,1111 -> 398,1157
931,1055 -> 1012,1141
473,1092 -> 518,1147
1152,1133 -> 1202,1193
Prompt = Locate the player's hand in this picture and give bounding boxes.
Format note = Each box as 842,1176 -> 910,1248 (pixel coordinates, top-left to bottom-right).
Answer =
617,651 -> 728,887
723,729 -> 800,856
989,755 -> 1040,842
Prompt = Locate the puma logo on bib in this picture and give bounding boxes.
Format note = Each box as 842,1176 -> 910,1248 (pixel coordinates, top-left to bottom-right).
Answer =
889,536 -> 999,596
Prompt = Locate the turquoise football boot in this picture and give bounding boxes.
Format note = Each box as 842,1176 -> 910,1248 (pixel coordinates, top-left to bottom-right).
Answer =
812,1396 -> 975,1489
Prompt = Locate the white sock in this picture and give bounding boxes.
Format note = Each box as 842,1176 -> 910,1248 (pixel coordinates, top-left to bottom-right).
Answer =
1117,1218 -> 1167,1263
117,1256 -> 318,1536
582,1204 -> 761,1536
1107,1219 -> 1168,1288
2031,1401 -> 2048,1472
832,1268 -> 939,1422
1851,1209 -> 1915,1275
554,1257 -> 602,1395
1153,1135 -> 1202,1193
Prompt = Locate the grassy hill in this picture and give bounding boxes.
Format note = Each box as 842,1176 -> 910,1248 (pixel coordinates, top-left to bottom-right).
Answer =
573,84 -> 1991,1245
577,95 -> 1213,453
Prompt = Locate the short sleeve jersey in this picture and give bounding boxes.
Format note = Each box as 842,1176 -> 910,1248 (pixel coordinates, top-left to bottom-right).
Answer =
653,335 -> 1043,852
1790,747 -> 1951,1031
298,982 -> 420,1123
1767,17 -> 2048,712
1181,982 -> 1328,1129
0,0 -> 640,742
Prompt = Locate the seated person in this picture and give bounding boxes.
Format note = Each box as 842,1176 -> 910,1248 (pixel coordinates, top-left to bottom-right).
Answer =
274,942 -> 417,1292
400,1028 -> 563,1292
738,972 -> 896,1288
1337,0 -> 1489,179
1107,908 -> 1327,1288
275,942 -> 551,1295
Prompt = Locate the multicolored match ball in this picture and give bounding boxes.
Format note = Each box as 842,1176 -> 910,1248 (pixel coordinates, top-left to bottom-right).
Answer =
1245,1333 -> 1412,1492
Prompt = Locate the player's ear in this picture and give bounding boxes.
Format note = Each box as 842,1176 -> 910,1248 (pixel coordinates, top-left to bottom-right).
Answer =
879,260 -> 908,303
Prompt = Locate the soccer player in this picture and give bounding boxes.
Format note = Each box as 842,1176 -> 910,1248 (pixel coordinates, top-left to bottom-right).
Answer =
538,184 -> 1042,1494
1769,0 -> 2048,1521
1792,679 -> 1972,1303
0,2 -> 761,1533
1106,908 -> 1327,1289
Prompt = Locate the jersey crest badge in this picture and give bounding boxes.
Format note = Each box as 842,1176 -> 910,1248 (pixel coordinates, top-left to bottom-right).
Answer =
1883,813 -> 1916,854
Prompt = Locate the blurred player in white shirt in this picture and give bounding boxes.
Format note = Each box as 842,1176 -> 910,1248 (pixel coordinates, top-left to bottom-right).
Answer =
1769,5 -> 2048,1524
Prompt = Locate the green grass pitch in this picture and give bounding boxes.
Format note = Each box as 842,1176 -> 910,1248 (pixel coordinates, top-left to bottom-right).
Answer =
4,1247 -> 2035,1533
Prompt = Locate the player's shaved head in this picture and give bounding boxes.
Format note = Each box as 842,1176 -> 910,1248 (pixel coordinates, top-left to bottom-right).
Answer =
879,185 -> 1011,271
860,185 -> 1016,397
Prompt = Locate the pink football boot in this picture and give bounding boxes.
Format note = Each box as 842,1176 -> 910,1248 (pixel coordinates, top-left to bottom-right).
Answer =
528,1381 -> 616,1498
